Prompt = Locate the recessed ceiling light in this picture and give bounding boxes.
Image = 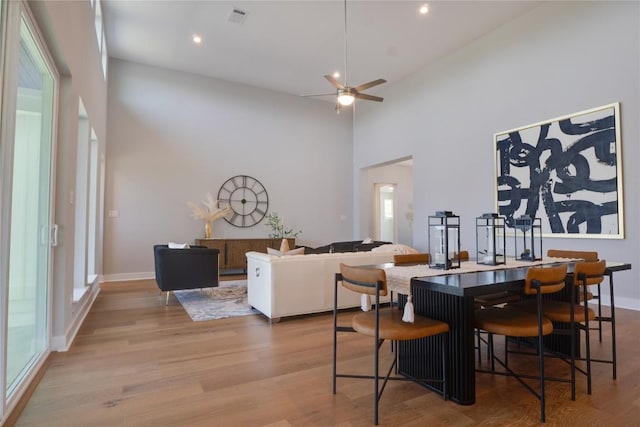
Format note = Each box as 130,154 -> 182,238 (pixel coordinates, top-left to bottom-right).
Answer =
192,34 -> 202,44
419,4 -> 429,15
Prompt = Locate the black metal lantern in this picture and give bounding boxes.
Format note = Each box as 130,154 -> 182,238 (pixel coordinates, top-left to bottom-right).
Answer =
476,213 -> 506,266
513,215 -> 542,261
428,211 -> 460,270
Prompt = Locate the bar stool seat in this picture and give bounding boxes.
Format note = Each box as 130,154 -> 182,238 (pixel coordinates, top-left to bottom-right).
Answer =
475,306 -> 553,337
518,299 -> 596,323
353,308 -> 449,340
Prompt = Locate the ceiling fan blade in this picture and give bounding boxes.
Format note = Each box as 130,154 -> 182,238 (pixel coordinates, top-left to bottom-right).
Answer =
355,92 -> 384,102
352,78 -> 387,92
324,74 -> 345,90
301,92 -> 336,97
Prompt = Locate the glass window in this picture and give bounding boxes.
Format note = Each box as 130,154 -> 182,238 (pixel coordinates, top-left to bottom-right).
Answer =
6,13 -> 56,398
94,0 -> 102,51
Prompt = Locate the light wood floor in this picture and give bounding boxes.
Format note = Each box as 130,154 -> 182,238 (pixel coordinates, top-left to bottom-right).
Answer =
13,279 -> 640,426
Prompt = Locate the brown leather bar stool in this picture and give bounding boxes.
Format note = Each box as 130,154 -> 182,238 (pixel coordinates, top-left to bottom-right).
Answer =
572,261 -> 614,380
473,247 -> 519,363
519,261 -> 604,400
333,263 -> 450,425
547,250 -> 601,331
474,264 -> 567,423
547,249 -> 616,378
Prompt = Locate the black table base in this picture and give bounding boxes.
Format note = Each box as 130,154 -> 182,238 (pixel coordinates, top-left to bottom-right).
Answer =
399,288 -> 476,405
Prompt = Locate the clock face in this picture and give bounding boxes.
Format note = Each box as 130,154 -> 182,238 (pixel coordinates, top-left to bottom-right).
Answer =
217,175 -> 269,228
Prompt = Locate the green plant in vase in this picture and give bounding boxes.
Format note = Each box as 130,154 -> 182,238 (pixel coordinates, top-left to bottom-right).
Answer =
265,212 -> 302,239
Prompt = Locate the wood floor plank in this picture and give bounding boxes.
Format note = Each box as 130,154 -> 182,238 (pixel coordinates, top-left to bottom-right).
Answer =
11,279 -> 640,426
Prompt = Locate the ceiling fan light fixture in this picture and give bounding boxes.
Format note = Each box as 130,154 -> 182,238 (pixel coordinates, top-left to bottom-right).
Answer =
300,0 -> 385,108
338,91 -> 355,106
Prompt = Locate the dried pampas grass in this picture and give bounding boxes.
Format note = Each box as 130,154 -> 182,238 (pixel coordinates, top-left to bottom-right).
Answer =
188,193 -> 232,223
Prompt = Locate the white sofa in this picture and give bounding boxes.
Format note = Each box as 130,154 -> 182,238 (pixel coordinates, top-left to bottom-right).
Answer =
246,251 -> 395,321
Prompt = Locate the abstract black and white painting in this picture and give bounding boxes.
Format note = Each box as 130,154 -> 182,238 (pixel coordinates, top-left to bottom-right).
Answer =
495,103 -> 623,238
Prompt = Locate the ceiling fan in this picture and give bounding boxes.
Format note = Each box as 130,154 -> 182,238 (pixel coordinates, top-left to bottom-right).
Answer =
302,0 -> 387,113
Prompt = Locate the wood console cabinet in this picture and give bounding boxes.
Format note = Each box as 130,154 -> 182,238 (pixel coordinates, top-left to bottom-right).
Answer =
195,238 -> 295,274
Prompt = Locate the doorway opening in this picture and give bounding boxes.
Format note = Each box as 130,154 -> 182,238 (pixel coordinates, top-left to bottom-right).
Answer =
374,183 -> 396,242
360,157 -> 413,246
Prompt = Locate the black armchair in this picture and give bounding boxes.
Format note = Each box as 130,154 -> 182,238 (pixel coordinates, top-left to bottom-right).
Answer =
153,245 -> 220,304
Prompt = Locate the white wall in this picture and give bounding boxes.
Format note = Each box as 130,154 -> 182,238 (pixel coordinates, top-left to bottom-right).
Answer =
353,2 -> 640,308
105,59 -> 353,278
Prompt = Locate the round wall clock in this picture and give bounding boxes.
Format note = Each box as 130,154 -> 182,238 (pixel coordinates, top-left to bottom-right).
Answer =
217,175 -> 269,228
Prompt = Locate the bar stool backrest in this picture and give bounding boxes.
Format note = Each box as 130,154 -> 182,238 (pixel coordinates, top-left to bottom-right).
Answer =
574,260 -> 606,287
394,253 -> 429,265
547,249 -> 598,262
524,264 -> 568,296
339,263 -> 388,296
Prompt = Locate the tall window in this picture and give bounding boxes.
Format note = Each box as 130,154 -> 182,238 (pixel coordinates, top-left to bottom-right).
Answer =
73,102 -> 100,301
94,0 -> 102,50
87,132 -> 99,280
94,0 -> 107,80
1,1 -> 58,408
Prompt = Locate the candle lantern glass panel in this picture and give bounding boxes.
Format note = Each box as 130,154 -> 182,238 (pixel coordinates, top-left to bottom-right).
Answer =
476,213 -> 506,265
428,212 -> 460,270
513,216 -> 542,261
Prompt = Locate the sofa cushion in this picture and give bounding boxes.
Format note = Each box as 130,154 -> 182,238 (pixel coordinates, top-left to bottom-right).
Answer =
371,244 -> 419,254
267,247 -> 305,257
168,242 -> 190,249
354,242 -> 389,252
330,241 -> 358,253
297,240 -> 392,254
303,245 -> 332,254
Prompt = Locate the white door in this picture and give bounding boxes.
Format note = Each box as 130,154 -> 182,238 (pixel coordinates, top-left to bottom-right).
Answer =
1,1 -> 58,407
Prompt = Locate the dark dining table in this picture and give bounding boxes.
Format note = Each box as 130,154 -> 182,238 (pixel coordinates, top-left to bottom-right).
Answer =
394,261 -> 631,405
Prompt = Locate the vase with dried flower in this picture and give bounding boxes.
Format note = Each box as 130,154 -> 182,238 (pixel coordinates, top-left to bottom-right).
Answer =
188,193 -> 233,239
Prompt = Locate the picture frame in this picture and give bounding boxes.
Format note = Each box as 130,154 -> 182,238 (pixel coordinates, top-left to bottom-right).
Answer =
494,102 -> 623,239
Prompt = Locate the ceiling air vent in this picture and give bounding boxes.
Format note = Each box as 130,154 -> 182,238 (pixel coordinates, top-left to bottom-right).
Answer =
227,7 -> 248,24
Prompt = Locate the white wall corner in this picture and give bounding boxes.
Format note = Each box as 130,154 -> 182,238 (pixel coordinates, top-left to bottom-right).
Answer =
51,283 -> 101,351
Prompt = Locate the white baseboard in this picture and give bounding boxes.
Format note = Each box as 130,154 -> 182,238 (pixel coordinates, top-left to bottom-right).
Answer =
101,271 -> 155,282
51,283 -> 101,351
99,271 -> 244,283
590,294 -> 640,311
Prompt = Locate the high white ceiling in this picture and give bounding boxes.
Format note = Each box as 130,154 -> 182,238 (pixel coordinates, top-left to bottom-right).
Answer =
103,1 -> 541,101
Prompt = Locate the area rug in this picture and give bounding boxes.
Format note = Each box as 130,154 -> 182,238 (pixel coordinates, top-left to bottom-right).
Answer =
173,280 -> 258,321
